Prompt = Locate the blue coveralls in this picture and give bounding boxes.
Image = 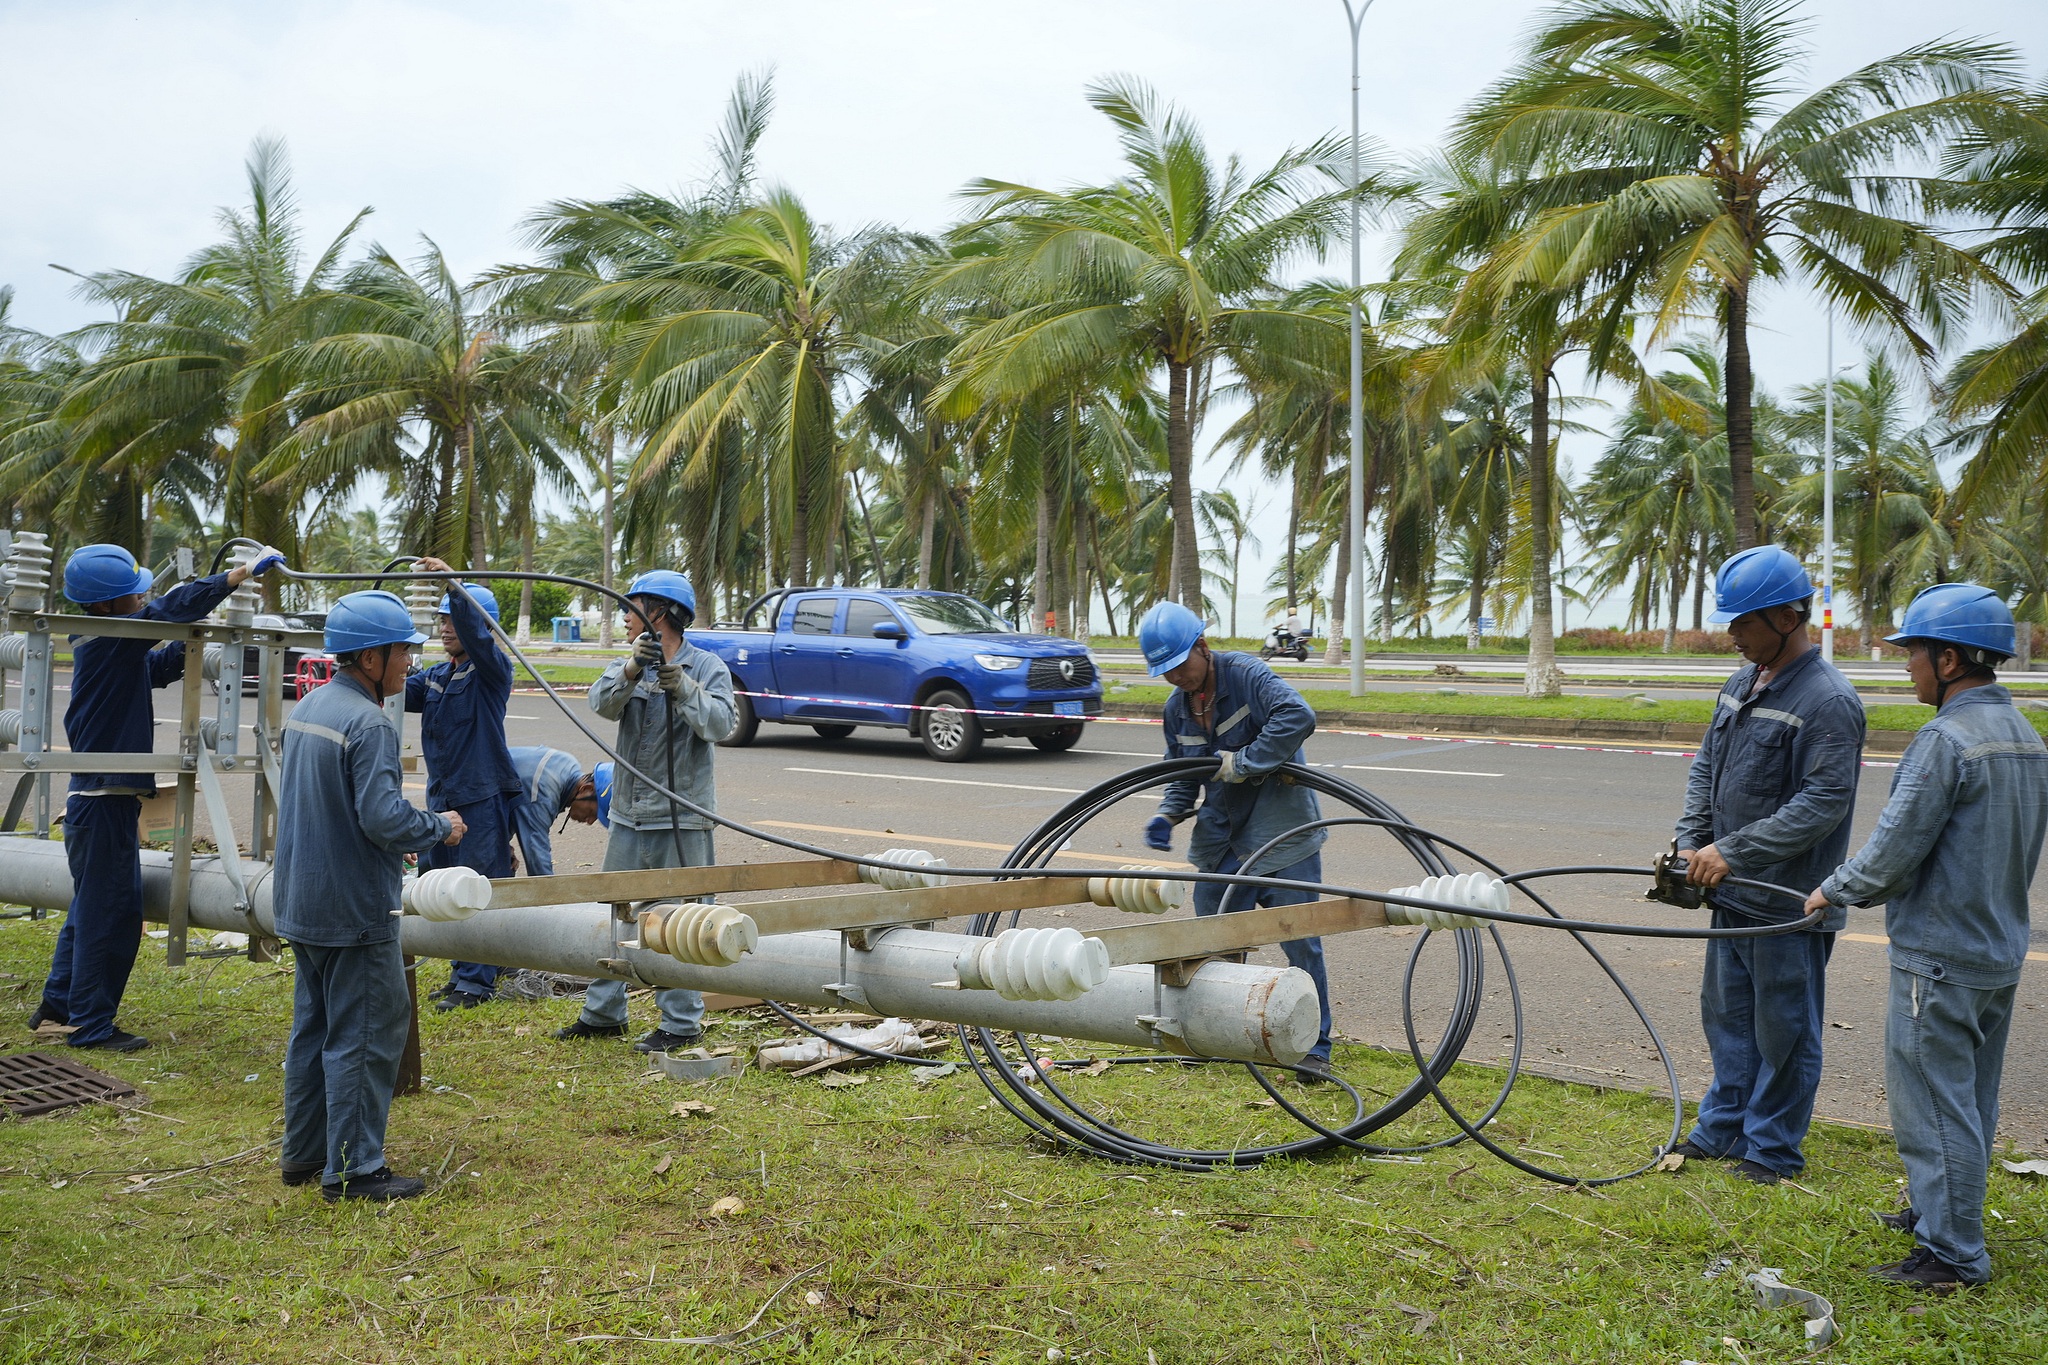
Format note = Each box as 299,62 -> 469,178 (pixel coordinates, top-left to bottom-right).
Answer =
1819,684 -> 2048,1281
509,745 -> 583,878
1156,650 -> 1333,1062
274,671 -> 453,1188
1674,645 -> 1866,1175
405,586 -> 520,997
38,572 -> 238,1046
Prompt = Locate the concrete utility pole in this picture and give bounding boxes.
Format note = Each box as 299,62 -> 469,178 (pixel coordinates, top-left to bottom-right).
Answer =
1343,0 -> 1377,696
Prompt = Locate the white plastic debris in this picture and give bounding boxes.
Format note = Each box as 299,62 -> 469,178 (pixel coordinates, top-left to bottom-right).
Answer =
758,1017 -> 930,1071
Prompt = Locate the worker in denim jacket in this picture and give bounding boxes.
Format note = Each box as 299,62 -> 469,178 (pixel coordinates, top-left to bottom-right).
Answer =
1669,546 -> 1866,1185
1137,602 -> 1334,1082
1808,584 -> 2048,1291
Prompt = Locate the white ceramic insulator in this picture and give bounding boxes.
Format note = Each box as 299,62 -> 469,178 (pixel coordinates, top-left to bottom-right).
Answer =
0,634 -> 27,670
640,901 -> 759,967
0,710 -> 19,745
1085,865 -> 1188,916
858,848 -> 950,891
1384,872 -> 1510,932
222,547 -> 263,626
403,866 -> 494,921
963,926 -> 1111,1002
4,534 -> 52,611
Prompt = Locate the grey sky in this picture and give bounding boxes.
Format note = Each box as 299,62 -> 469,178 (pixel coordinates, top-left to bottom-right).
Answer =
4,0 -> 2042,632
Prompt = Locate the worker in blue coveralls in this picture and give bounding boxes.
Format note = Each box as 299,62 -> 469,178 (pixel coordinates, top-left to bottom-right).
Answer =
1137,601 -> 1335,1083
31,542 -> 283,1053
554,572 -> 737,1053
275,591 -> 464,1203
506,746 -> 603,877
406,557 -> 522,1011
1806,585 -> 2048,1291
1668,545 -> 1866,1186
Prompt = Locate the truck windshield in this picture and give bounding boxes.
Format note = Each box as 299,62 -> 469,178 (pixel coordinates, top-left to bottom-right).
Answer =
894,594 -> 1009,635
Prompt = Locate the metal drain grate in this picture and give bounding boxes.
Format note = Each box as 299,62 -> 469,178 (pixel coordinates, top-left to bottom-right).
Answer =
0,1050 -> 140,1117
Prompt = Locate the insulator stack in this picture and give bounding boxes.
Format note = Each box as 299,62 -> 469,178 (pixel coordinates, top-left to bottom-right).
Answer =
956,925 -> 1110,1002
857,848 -> 949,890
1086,865 -> 1188,915
639,900 -> 759,967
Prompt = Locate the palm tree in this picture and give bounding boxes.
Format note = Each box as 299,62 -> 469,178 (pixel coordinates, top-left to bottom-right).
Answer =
936,77 -> 1391,612
1457,0 -> 2015,549
259,240 -> 574,567
1197,489 -> 1260,640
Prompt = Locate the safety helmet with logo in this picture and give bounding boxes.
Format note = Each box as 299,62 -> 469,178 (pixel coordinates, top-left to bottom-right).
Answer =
325,590 -> 429,654
1707,546 -> 1814,623
591,761 -> 614,828
437,582 -> 502,622
1885,583 -> 2017,664
626,570 -> 696,627
62,544 -> 154,605
1138,601 -> 1207,677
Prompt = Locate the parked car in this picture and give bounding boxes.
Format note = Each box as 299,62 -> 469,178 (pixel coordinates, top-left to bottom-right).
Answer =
691,588 -> 1102,761
241,613 -> 326,698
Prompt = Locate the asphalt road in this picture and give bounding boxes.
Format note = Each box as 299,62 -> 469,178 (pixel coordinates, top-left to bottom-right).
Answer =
491,696 -> 2048,1156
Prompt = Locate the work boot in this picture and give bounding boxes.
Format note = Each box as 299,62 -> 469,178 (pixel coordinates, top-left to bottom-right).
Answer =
27,1001 -> 66,1031
633,1028 -> 703,1055
553,1019 -> 629,1041
1294,1056 -> 1334,1086
1873,1206 -> 1919,1235
281,1162 -> 322,1187
323,1169 -> 428,1204
71,1028 -> 150,1053
1665,1139 -> 1717,1161
433,991 -> 490,1012
1731,1159 -> 1780,1186
1866,1246 -> 1967,1292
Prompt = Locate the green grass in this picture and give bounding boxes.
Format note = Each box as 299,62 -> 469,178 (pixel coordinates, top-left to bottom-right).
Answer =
1105,684 -> 2048,738
2,916 -> 2044,1362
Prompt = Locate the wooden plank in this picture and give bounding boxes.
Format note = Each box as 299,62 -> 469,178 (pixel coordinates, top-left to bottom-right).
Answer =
485,858 -> 866,910
1085,897 -> 1391,968
746,876 -> 1087,937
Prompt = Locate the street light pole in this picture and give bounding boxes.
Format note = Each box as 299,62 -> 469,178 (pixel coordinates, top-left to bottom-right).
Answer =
1822,306 -> 1836,663
1343,0 -> 1376,696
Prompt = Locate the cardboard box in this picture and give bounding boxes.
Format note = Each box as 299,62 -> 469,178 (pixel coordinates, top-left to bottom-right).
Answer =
137,787 -> 183,844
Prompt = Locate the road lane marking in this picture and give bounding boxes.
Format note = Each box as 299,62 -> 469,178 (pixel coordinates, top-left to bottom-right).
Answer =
755,819 -> 1183,868
1074,749 -> 1165,759
1340,763 -> 1503,778
1840,930 -> 2048,964
785,766 -> 1085,796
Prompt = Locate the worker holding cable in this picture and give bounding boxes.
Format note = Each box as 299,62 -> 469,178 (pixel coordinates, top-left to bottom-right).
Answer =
554,571 -> 736,1053
406,557 -> 522,1011
1805,585 -> 2047,1291
1136,600 -> 1336,1083
31,542 -> 283,1053
274,591 -> 464,1203
1667,545 -> 1866,1186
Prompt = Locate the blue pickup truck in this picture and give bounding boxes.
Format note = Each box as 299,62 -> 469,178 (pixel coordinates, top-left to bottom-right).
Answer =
690,588 -> 1103,761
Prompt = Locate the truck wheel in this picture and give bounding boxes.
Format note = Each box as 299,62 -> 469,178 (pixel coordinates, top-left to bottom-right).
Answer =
719,690 -> 760,747
918,689 -> 982,762
1028,724 -> 1083,753
811,723 -> 856,742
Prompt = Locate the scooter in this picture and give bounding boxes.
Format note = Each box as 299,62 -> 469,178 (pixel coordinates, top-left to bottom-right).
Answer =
1259,628 -> 1311,663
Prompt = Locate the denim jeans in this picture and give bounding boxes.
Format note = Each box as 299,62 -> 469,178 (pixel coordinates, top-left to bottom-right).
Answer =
579,825 -> 712,1036
1886,966 -> 2014,1282
39,795 -> 145,1047
423,792 -> 516,997
283,939 -> 410,1186
1193,851 -> 1332,1062
1687,916 -> 1834,1175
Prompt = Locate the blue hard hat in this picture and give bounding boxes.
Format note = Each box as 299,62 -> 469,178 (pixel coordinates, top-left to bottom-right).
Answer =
626,570 -> 696,621
1707,546 -> 1814,623
1138,601 -> 1207,677
325,590 -> 428,654
592,761 -> 613,828
1885,582 -> 2016,659
62,544 -> 153,605
437,582 -> 502,622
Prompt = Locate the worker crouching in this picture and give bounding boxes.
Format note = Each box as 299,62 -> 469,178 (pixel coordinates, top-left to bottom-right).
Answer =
274,591 -> 466,1203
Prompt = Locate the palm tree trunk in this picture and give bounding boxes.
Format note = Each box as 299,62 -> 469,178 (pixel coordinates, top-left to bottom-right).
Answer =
916,486 -> 937,589
851,474 -> 885,587
1524,364 -> 1562,698
1033,483 -> 1052,633
1378,545 -> 1396,642
1089,512 -> 1118,635
461,420 -> 486,571
432,436 -> 457,560
517,516 -> 536,644
1228,533 -> 1243,640
1664,553 -> 1684,653
1284,474 -> 1300,614
599,434 -> 615,649
1725,283 -> 1759,551
789,479 -> 810,586
1165,358 -> 1203,613
1466,547 -> 1487,652
1691,550 -> 1706,633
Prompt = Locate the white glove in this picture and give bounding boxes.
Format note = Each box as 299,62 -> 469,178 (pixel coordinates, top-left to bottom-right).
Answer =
1384,872 -> 1509,932
1213,750 -> 1248,783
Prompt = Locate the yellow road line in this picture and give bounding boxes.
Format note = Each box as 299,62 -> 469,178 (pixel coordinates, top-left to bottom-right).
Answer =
1840,930 -> 2048,965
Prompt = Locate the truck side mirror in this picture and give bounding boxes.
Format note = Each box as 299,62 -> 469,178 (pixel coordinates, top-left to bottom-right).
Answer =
872,620 -> 906,642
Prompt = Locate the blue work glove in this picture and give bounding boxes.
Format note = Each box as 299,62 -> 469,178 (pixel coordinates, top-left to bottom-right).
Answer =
248,545 -> 286,576
1213,750 -> 1248,783
1143,815 -> 1174,852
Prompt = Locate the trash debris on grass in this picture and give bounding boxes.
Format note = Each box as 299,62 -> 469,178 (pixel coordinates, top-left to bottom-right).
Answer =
656,1052 -> 746,1082
910,1062 -> 959,1085
2002,1158 -> 2048,1177
757,1017 -> 943,1076
817,1072 -> 867,1089
1748,1267 -> 1838,1350
708,1195 -> 744,1217
651,1154 -> 673,1177
669,1099 -> 716,1118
